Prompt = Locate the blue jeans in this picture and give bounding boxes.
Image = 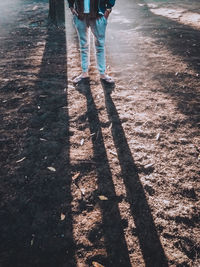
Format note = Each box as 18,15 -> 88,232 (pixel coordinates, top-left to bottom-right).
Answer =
73,15 -> 107,74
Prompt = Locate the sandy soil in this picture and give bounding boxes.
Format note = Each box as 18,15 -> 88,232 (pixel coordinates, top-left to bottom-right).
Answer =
0,0 -> 199,266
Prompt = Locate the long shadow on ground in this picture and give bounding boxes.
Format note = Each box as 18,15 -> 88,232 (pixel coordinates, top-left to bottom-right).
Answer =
76,80 -> 132,267
0,26 -> 76,267
101,82 -> 169,267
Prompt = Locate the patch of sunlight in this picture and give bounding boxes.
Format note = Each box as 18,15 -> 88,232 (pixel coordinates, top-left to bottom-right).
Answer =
147,3 -> 159,9
180,12 -> 200,28
149,6 -> 185,19
112,10 -> 121,15
149,6 -> 200,30
111,16 -> 131,24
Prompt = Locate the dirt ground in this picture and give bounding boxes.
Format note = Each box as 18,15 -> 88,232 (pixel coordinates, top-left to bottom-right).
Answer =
0,0 -> 199,266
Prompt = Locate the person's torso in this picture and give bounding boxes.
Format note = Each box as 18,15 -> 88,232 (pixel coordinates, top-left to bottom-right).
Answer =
75,0 -> 106,18
84,0 -> 90,14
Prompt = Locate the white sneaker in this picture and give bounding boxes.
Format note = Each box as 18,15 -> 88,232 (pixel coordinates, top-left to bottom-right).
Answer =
100,74 -> 115,84
73,73 -> 89,84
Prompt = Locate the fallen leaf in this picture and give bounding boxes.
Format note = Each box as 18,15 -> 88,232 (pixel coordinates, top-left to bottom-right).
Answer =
99,195 -> 108,201
156,133 -> 160,141
179,138 -> 187,144
40,138 -> 47,141
80,188 -> 86,195
30,234 -> 35,246
80,138 -> 84,146
72,172 -> 80,181
109,150 -> 117,157
47,167 -> 56,172
16,157 -> 26,163
32,5 -> 38,10
36,42 -> 43,46
60,213 -> 65,221
39,95 -> 47,98
144,163 -> 154,169
92,261 -> 104,267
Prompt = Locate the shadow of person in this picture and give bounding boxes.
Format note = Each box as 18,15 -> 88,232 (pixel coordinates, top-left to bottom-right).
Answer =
100,79 -> 115,94
76,79 -> 132,267
74,77 -> 91,96
0,26 -> 76,267
101,81 -> 169,267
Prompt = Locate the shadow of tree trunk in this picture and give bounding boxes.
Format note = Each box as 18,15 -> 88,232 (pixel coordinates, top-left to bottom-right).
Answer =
49,0 -> 65,26
0,26 -> 76,267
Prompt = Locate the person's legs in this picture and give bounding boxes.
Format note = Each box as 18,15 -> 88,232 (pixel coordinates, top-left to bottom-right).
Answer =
90,16 -> 114,83
73,15 -> 90,77
90,16 -> 107,75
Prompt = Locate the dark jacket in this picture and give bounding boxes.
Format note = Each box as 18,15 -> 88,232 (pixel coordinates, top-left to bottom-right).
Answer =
67,0 -> 116,18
